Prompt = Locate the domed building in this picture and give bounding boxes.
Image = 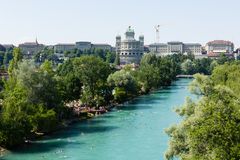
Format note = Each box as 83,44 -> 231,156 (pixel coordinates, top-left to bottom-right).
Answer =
116,26 -> 144,65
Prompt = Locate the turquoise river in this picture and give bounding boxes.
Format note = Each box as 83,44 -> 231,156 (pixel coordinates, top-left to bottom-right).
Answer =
2,78 -> 193,160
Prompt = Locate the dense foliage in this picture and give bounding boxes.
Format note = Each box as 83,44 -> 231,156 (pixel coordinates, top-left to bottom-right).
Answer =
107,69 -> 138,102
34,47 -> 61,64
0,49 -> 13,70
0,49 -> 61,148
180,53 -> 233,75
0,48 -> 229,149
73,56 -> 112,106
165,62 -> 240,160
137,54 -> 180,93
63,48 -> 116,63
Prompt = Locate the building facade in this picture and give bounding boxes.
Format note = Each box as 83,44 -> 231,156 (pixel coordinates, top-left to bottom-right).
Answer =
54,43 -> 75,53
75,41 -> 91,51
54,41 -> 113,53
19,40 -> 45,58
116,26 -> 144,64
148,42 -> 202,56
167,41 -> 184,54
206,40 -> 234,58
184,43 -> 202,55
92,44 -> 112,51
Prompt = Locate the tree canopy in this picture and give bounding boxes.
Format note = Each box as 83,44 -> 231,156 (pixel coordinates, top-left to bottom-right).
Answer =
165,62 -> 240,160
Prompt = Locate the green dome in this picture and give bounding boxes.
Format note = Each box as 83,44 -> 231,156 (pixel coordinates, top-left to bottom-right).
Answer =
126,26 -> 134,33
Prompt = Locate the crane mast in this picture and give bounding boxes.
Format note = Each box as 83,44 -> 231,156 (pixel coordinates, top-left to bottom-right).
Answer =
155,25 -> 160,43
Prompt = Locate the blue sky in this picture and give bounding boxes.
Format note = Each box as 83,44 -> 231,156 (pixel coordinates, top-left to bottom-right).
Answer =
0,0 -> 239,47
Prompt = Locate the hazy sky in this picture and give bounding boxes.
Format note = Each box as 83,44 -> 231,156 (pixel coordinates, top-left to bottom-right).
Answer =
0,0 -> 239,47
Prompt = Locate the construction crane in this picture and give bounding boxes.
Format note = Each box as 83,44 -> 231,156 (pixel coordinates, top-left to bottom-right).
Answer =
155,25 -> 160,43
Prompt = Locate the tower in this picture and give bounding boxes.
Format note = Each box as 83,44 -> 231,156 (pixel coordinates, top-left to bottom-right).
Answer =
139,35 -> 144,53
115,35 -> 121,55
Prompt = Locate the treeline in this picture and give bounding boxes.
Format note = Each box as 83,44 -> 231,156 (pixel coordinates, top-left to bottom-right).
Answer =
0,48 -> 14,70
34,48 -> 116,64
0,49 -> 181,148
165,62 -> 240,159
180,53 -> 234,75
63,48 -> 116,63
0,47 -> 232,149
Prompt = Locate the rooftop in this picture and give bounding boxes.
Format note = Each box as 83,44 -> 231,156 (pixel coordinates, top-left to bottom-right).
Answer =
149,43 -> 167,46
55,43 -> 75,46
167,41 -> 183,44
207,40 -> 233,45
92,43 -> 111,46
184,43 -> 201,46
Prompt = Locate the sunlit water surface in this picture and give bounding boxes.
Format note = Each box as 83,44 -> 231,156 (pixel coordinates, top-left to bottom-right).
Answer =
2,78 -> 194,160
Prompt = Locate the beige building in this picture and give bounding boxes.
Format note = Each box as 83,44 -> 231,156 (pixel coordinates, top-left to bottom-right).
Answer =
116,26 -> 144,64
54,41 -> 113,53
148,41 -> 202,56
19,40 -> 45,58
54,43 -> 75,53
92,44 -> 112,51
75,41 -> 91,51
184,43 -> 202,55
206,40 -> 234,58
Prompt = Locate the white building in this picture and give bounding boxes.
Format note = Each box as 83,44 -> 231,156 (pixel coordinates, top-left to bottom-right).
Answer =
55,42 -> 113,53
54,43 -> 75,53
148,42 -> 202,57
75,41 -> 91,51
206,40 -> 234,58
148,43 -> 167,56
184,43 -> 202,55
116,26 -> 144,65
92,44 -> 112,51
19,40 -> 45,58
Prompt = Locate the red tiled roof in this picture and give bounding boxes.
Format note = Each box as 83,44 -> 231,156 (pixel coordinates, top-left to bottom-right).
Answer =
207,40 -> 233,45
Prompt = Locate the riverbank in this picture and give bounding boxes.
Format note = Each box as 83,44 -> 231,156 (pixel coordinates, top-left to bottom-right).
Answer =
2,78 -> 194,160
0,147 -> 6,157
176,75 -> 194,78
0,76 -> 188,155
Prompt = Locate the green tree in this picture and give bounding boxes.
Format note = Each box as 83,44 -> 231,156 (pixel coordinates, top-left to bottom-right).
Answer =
34,47 -> 60,64
3,50 -> 13,69
73,55 -> 111,106
211,62 -> 240,96
56,59 -> 82,102
8,47 -> 22,75
137,53 -> 159,92
181,59 -> 195,75
107,69 -> 138,102
217,53 -> 230,65
137,54 -> 178,93
114,53 -> 120,65
106,51 -> 115,63
166,64 -> 240,159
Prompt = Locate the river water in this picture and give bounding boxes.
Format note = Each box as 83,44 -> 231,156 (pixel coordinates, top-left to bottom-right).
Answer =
2,78 -> 193,160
